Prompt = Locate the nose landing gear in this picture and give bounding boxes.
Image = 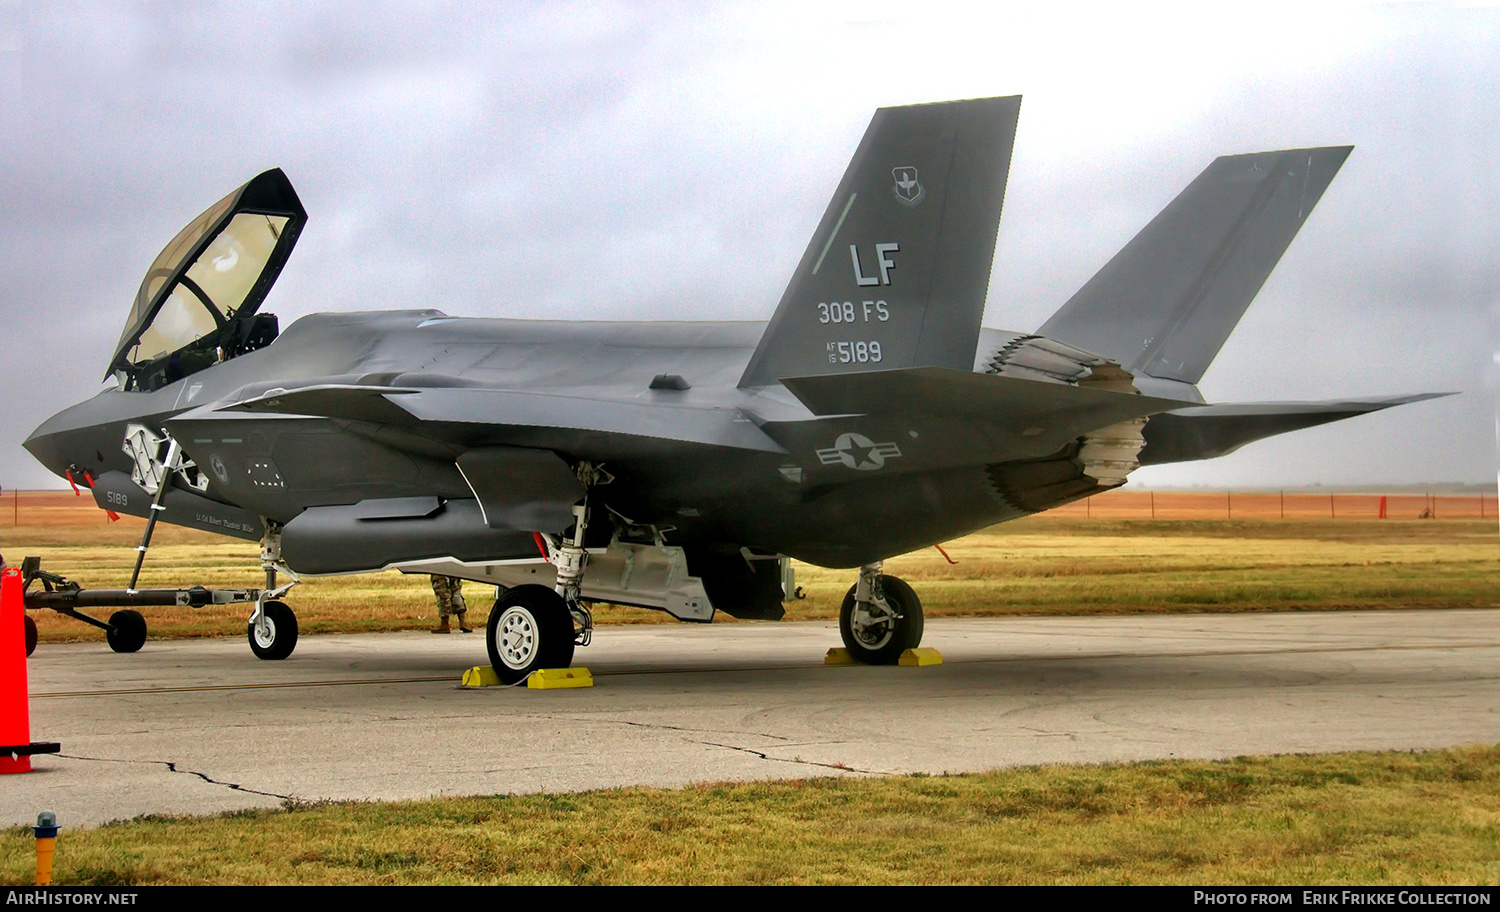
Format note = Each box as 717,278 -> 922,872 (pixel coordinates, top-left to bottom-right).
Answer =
246,531 -> 299,660
247,600 -> 298,660
18,536 -> 298,660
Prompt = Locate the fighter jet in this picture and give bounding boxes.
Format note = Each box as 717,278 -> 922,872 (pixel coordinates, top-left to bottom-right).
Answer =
23,96 -> 1439,682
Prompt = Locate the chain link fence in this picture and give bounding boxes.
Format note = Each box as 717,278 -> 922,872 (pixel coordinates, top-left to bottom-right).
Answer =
1052,490 -> 1498,520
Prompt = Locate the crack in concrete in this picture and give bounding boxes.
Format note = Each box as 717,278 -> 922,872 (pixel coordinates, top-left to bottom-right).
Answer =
530,712 -> 880,775
528,712 -> 796,743
696,741 -> 880,775
56,753 -> 294,802
614,719 -> 795,742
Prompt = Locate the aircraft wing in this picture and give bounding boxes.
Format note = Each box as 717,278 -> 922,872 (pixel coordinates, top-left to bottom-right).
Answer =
222,384 -> 789,453
221,384 -> 422,425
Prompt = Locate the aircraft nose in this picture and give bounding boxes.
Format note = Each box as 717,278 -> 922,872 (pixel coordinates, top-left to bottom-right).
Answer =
24,413 -> 73,478
23,399 -> 117,483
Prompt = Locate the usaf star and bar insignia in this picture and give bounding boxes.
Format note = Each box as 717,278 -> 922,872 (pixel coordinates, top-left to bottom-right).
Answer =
817,432 -> 903,471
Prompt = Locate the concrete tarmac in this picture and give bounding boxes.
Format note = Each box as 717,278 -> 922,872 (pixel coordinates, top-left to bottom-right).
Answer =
8,609 -> 1499,827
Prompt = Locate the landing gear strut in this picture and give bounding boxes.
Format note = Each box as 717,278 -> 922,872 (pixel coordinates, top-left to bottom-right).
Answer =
838,561 -> 924,665
486,463 -> 606,682
247,530 -> 299,661
550,501 -> 597,648
23,427 -> 303,661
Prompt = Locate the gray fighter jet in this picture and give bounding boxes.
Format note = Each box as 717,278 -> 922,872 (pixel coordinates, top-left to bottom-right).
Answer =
24,96 -> 1440,682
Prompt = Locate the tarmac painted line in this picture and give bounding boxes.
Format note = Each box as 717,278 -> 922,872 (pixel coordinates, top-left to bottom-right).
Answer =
33,675 -> 458,698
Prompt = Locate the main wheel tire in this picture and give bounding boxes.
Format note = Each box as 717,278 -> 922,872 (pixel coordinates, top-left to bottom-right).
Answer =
24,615 -> 37,658
106,609 -> 147,653
838,575 -> 923,665
247,600 -> 298,660
486,584 -> 575,685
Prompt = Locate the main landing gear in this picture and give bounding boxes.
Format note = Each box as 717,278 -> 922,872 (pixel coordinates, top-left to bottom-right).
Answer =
838,561 -> 924,665
486,585 -> 575,685
486,465 -> 604,684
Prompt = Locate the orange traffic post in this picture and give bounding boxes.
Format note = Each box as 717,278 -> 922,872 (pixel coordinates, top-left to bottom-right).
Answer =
1,566 -> 59,773
34,810 -> 58,886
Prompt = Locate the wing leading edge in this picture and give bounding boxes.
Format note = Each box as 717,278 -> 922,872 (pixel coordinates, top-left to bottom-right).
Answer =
222,384 -> 788,453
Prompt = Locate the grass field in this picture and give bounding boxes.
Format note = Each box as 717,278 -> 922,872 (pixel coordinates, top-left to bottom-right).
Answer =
3,746 -> 1497,885
6,491 -> 1497,643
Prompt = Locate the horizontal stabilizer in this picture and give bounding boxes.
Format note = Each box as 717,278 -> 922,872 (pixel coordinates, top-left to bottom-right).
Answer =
1140,393 -> 1450,465
782,366 -> 1183,426
1040,146 -> 1352,383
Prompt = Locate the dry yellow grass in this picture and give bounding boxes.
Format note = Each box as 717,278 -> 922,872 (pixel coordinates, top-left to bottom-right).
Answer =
2,746 -> 1497,885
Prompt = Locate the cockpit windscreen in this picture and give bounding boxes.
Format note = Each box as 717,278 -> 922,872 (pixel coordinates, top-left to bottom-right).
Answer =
126,213 -> 289,366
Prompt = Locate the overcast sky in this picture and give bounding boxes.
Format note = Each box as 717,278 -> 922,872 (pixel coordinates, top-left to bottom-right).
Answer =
1,2 -> 1496,491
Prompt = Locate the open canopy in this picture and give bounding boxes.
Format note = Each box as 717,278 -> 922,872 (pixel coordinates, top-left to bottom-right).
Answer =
108,168 -> 306,382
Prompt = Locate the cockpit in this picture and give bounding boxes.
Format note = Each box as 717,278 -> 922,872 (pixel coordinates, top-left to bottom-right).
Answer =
109,169 -> 306,392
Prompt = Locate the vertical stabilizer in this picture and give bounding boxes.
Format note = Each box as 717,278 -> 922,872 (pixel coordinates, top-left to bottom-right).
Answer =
738,97 -> 1021,388
1038,146 -> 1352,384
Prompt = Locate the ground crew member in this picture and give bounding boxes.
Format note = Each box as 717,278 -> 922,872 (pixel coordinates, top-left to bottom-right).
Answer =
430,575 -> 471,633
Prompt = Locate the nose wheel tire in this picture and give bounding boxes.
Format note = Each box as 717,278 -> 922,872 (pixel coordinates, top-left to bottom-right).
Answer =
838,574 -> 923,665
486,584 -> 575,685
106,609 -> 148,654
248,600 -> 298,660
24,615 -> 37,657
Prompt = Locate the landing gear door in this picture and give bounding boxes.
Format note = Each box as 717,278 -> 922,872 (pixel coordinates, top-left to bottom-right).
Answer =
107,168 -> 307,387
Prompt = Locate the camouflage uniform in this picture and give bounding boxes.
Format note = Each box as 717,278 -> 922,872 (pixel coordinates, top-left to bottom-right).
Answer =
430,575 -> 469,632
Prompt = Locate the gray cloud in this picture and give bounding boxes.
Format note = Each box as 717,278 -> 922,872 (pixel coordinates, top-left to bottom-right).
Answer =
1,2 -> 1495,490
